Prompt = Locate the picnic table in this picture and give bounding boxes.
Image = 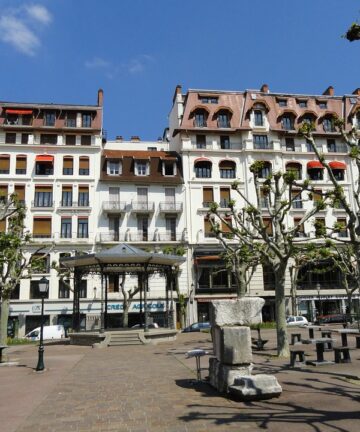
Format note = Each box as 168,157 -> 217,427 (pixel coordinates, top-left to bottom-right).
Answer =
307,325 -> 322,339
305,338 -> 335,366
330,329 -> 360,347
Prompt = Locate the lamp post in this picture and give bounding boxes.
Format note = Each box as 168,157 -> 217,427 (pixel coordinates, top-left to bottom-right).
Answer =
36,276 -> 49,372
316,283 -> 322,320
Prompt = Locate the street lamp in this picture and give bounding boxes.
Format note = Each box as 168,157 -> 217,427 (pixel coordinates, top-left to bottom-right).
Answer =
36,276 -> 49,372
316,282 -> 322,320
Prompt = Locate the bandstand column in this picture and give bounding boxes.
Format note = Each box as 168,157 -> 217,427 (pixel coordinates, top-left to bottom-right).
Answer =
72,269 -> 81,332
143,270 -> 149,332
165,270 -> 170,328
100,270 -> 105,333
104,274 -> 108,329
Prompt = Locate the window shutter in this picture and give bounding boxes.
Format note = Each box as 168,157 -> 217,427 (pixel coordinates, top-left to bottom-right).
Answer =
33,218 -> 51,235
14,185 -> 25,201
79,186 -> 89,194
79,157 -> 89,169
63,157 -> 73,168
0,185 -> 8,196
16,157 -> 26,170
35,186 -> 52,193
0,219 -> 6,233
221,218 -> 232,233
0,156 -> 10,171
203,188 -> 213,202
220,188 -> 230,201
62,185 -> 72,192
204,217 -> 212,234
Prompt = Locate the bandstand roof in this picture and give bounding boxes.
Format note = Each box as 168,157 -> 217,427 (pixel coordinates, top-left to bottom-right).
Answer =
60,243 -> 185,274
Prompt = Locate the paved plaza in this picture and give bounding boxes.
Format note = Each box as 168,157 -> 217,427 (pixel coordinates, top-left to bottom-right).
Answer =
0,328 -> 359,432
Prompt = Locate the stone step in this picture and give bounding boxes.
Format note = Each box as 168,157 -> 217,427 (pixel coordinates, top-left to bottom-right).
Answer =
108,341 -> 143,346
107,332 -> 144,346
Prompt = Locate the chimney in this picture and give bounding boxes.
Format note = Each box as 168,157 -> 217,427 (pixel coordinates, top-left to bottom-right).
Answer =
260,83 -> 269,93
115,136 -> 123,142
131,136 -> 140,142
323,86 -> 334,96
97,88 -> 104,106
352,88 -> 360,96
172,84 -> 182,103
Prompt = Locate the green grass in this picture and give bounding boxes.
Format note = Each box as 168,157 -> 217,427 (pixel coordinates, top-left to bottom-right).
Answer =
250,322 -> 276,330
6,337 -> 36,345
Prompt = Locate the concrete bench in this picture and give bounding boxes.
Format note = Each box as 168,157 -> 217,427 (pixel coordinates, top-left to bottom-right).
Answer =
0,345 -> 8,363
290,349 -> 305,367
321,331 -> 332,338
334,347 -> 351,364
290,333 -> 302,345
356,336 -> 360,349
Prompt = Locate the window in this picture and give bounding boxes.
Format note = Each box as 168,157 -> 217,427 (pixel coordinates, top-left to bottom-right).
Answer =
0,218 -> 5,233
195,161 -> 212,178
302,115 -> 316,126
308,167 -> 323,180
318,101 -> 327,109
253,135 -> 269,149
327,139 -> 336,152
16,156 -> 26,174
135,160 -> 148,176
78,186 -> 89,206
21,133 -> 29,144
79,157 -> 89,175
291,190 -> 302,209
33,217 -> 52,238
199,96 -> 218,104
163,161 -> 175,176
220,188 -> 231,207
262,217 -> 273,236
282,115 -> 295,130
81,135 -> 91,146
313,189 -> 322,203
31,253 -> 50,273
297,262 -> 341,290
5,133 -> 16,144
165,217 -> 177,241
298,100 -> 307,108
219,160 -> 236,178
61,186 -> 73,206
59,280 -> 70,298
221,217 -> 233,236
44,112 -> 56,126
35,159 -> 53,175
6,114 -> 18,125
0,155 -> 10,174
332,168 -> 345,181
193,109 -> 207,127
204,217 -> 215,237
147,147 -> 157,151
323,117 -> 335,132
108,275 -> 120,293
286,163 -> 302,180
79,280 -> 87,298
63,157 -> 73,175
254,110 -> 264,126
337,218 -> 347,238
258,161 -> 272,178
65,112 -> 76,127
30,281 -> 49,299
260,188 -> 269,208
82,113 -> 92,128
217,110 -> 231,128
14,185 -> 25,204
65,135 -> 76,145
277,99 -> 287,107
77,218 -> 88,238
61,218 -> 72,238
203,187 -> 214,207
34,186 -> 53,207
315,218 -> 325,237
40,134 -> 57,145
107,160 -> 121,175
285,138 -> 295,151
263,264 -> 275,290
294,218 -> 306,237
0,185 -> 8,203
137,216 -> 149,241
220,135 -> 230,149
196,135 -> 206,149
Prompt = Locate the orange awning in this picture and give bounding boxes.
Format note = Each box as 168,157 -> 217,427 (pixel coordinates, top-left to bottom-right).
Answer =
329,161 -> 346,170
6,109 -> 32,115
307,161 -> 324,169
194,255 -> 221,264
35,155 -> 54,163
194,157 -> 211,163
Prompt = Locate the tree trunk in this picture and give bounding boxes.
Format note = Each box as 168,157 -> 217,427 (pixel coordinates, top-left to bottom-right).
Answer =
346,292 -> 353,323
122,302 -> 130,328
234,263 -> 247,297
0,298 -> 10,345
275,263 -> 290,357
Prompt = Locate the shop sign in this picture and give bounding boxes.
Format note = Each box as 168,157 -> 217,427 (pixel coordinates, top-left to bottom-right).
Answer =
298,295 -> 347,301
107,301 -> 165,312
31,305 -> 41,313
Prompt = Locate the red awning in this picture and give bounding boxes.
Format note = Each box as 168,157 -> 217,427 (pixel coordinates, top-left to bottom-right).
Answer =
6,109 -> 32,115
35,155 -> 54,163
329,161 -> 346,170
194,157 -> 211,163
307,161 -> 324,169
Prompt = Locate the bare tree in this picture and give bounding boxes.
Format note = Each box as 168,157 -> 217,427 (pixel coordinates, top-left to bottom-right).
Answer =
119,274 -> 140,328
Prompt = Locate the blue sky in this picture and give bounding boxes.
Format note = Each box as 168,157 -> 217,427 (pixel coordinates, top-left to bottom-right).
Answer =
0,0 -> 360,140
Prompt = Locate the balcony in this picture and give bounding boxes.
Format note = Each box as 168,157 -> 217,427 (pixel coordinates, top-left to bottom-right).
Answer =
292,200 -> 303,210
97,230 -> 184,243
31,200 -> 54,210
102,201 -> 127,214
159,202 -> 183,213
57,201 -> 91,212
219,199 -> 231,209
130,201 -> 155,213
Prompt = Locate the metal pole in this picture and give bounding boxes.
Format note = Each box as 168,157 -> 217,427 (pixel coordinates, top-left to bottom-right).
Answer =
144,272 -> 149,332
100,271 -> 105,333
170,272 -> 174,329
139,274 -> 143,327
36,296 -> 45,371
104,274 -> 108,330
165,271 -> 169,328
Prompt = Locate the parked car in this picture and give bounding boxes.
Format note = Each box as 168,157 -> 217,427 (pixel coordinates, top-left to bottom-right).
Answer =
317,314 -> 347,324
286,316 -> 309,327
182,322 -> 211,333
25,325 -> 65,341
131,323 -> 159,329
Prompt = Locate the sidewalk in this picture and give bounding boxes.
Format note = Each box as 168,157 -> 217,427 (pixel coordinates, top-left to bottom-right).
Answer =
0,329 -> 359,432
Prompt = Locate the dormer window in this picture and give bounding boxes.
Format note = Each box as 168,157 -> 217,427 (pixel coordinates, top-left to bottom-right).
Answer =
254,110 -> 264,126
82,113 -> 92,128
107,160 -> 122,175
44,112 -> 56,127
193,109 -> 208,127
318,101 -> 327,109
322,116 -> 335,132
135,160 -> 149,176
277,99 -> 287,107
298,100 -> 307,108
281,114 -> 295,130
5,109 -> 32,126
65,112 -> 76,127
163,161 -> 176,176
217,110 -> 231,128
199,96 -> 218,104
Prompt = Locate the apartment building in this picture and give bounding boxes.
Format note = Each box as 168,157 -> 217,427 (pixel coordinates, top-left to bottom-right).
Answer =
168,84 -> 359,323
0,90 -> 103,336
96,136 -> 189,328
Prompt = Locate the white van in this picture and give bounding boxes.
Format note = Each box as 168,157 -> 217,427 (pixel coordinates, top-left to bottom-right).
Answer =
25,325 -> 65,341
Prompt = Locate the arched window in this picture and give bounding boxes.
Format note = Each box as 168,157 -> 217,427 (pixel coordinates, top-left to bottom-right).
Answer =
286,162 -> 302,180
329,161 -> 346,181
307,161 -> 324,180
281,113 -> 296,130
217,109 -> 232,128
192,108 -> 208,127
195,159 -> 212,178
322,116 -> 335,132
0,154 -> 10,174
219,160 -> 236,178
79,156 -> 89,175
258,161 -> 272,178
63,156 -> 73,175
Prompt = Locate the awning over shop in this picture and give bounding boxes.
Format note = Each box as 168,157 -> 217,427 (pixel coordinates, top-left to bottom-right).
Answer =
329,161 -> 346,170
6,109 -> 33,115
307,161 -> 324,169
35,155 -> 54,162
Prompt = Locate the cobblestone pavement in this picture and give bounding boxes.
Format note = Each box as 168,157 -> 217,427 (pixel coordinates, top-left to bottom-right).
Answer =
1,328 -> 359,432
